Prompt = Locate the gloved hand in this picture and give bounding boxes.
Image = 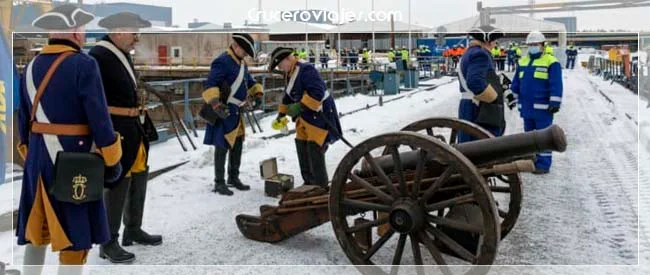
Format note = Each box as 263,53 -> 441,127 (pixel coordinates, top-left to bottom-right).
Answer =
272,115 -> 289,131
104,162 -> 123,187
249,93 -> 263,109
547,106 -> 560,114
286,103 -> 302,118
504,90 -> 517,110
212,102 -> 230,119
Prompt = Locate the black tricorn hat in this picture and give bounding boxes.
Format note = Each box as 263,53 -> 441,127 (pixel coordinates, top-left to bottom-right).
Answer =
468,25 -> 505,42
32,4 -> 95,30
232,33 -> 256,58
98,12 -> 152,30
268,47 -> 294,72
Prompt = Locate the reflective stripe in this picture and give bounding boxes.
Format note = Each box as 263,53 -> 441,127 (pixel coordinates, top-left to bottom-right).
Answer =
550,96 -> 562,102
533,71 -> 549,79
533,104 -> 549,110
96,40 -> 137,88
518,71 -> 524,78
26,59 -> 65,164
538,152 -> 552,157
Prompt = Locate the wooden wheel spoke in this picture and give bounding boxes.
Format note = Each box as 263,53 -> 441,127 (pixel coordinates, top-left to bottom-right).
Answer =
420,166 -> 455,203
411,150 -> 428,200
498,209 -> 508,218
449,129 -> 458,144
392,234 -> 408,265
427,214 -> 484,234
363,229 -> 395,261
389,145 -> 407,197
426,194 -> 475,212
345,215 -> 389,233
426,225 -> 477,263
489,186 -> 511,193
364,153 -> 401,197
349,173 -> 394,204
342,199 -> 392,212
419,231 -> 453,275
410,233 -> 424,266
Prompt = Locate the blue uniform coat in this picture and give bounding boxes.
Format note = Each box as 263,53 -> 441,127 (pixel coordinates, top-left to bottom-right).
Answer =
279,61 -> 341,147
16,40 -> 120,251
202,49 -> 263,149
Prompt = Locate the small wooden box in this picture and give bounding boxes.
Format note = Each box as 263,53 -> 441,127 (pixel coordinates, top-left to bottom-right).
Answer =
260,158 -> 294,198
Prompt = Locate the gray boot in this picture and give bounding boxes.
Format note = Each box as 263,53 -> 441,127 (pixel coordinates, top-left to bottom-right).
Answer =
226,137 -> 249,191
122,168 -> 163,246
307,141 -> 329,188
212,146 -> 233,195
295,140 -> 313,185
99,177 -> 135,263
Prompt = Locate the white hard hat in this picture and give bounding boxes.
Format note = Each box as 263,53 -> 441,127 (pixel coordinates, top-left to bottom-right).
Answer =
526,31 -> 546,44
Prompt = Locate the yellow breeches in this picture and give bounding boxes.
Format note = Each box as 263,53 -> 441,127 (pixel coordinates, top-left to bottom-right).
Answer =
59,250 -> 89,265
127,142 -> 148,177
25,176 -> 72,251
295,118 -> 328,146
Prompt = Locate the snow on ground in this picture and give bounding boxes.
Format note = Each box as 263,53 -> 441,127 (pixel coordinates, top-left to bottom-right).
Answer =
1,58 -> 646,273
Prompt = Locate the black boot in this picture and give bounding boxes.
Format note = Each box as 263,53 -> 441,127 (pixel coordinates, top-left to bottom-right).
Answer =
307,141 -> 329,189
100,239 -> 136,263
212,180 -> 234,195
100,177 -> 135,263
122,168 -> 163,246
226,137 -> 249,191
212,146 -> 234,195
295,140 -> 313,185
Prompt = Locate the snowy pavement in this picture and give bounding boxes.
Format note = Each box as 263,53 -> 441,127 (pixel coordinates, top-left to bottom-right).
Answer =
1,61 -> 648,274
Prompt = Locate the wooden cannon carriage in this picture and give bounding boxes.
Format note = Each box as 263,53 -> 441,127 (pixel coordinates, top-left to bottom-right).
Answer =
236,117 -> 567,274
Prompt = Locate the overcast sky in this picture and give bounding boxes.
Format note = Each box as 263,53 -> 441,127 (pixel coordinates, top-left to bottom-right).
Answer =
86,0 -> 649,31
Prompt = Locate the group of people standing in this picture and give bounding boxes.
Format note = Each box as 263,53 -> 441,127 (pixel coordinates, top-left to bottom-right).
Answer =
14,5 -> 567,273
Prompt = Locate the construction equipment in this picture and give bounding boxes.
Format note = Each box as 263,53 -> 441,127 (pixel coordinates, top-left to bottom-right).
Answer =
236,117 -> 566,272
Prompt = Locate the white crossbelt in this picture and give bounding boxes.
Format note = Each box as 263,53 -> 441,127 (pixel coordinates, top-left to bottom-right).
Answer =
456,57 -> 479,105
285,63 -> 330,111
96,40 -> 137,88
226,61 -> 247,106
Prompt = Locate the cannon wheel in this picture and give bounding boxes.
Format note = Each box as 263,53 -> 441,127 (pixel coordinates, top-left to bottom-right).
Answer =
330,132 -> 499,274
392,117 -> 522,239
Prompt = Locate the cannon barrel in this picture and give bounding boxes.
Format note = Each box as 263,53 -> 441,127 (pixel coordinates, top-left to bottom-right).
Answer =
361,124 -> 567,175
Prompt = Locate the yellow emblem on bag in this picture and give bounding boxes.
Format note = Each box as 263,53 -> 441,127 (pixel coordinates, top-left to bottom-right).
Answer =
72,174 -> 88,201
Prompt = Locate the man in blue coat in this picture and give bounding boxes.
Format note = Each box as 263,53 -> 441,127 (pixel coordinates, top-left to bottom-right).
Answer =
268,47 -> 342,188
511,31 -> 563,174
16,5 -> 122,275
457,25 -> 508,142
565,43 -> 578,69
202,33 -> 263,195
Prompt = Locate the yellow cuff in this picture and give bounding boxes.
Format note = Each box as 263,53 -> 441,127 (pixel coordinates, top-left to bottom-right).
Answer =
17,144 -> 28,161
474,84 -> 498,103
247,83 -> 263,97
300,93 -> 322,111
202,87 -> 221,104
278,104 -> 288,115
98,133 -> 123,166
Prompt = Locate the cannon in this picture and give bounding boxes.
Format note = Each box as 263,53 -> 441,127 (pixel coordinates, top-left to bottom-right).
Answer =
236,117 -> 567,274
